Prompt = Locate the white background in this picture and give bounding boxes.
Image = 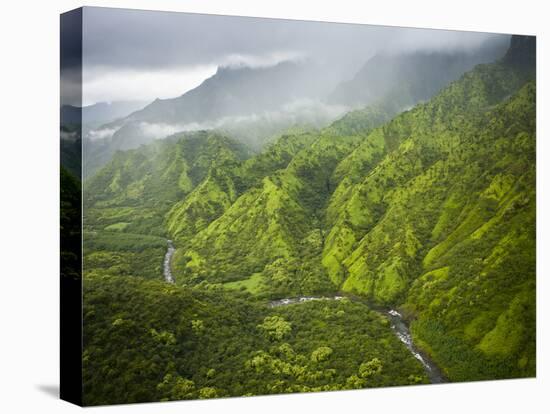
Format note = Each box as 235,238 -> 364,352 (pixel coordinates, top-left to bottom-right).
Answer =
0,0 -> 548,412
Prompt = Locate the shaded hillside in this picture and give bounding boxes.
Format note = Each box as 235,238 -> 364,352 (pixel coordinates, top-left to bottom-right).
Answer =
124,62 -> 330,124
61,166 -> 81,280
329,36 -> 508,109
82,61 -> 345,177
61,100 -> 148,126
60,125 -> 81,178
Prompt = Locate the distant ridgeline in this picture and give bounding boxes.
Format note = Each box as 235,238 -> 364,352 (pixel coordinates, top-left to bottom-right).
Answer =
81,35 -> 536,404
77,36 -> 508,178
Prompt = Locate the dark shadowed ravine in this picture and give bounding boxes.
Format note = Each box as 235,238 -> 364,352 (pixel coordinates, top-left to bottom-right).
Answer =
270,296 -> 447,384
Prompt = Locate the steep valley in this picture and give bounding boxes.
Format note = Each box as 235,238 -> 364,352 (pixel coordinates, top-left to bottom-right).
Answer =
79,35 -> 536,404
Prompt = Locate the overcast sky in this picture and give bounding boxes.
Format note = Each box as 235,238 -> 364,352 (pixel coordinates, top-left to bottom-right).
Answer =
72,7 -> 508,106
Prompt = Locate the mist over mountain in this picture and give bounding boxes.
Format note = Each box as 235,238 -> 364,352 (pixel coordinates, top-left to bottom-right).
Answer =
80,36 -> 510,178
79,30 -> 536,405
61,100 -> 148,127
329,36 -> 509,108
82,61 -> 346,176
502,34 -> 536,68
125,61 -> 339,124
60,100 -> 149,177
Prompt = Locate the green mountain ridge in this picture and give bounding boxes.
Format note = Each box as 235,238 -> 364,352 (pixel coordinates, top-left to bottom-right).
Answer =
326,49 -> 535,299
82,35 -> 536,401
80,38 -> 508,180
171,108 -> 391,295
328,35 -> 509,108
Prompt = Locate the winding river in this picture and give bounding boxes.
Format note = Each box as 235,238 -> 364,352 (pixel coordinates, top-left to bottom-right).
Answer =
162,244 -> 445,383
270,296 -> 447,384
163,240 -> 175,284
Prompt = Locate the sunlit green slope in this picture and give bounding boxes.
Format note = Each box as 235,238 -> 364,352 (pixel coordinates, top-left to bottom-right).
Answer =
325,38 -> 535,300
83,36 -> 536,385
172,107 -> 391,296
83,131 -> 250,279
322,36 -> 536,380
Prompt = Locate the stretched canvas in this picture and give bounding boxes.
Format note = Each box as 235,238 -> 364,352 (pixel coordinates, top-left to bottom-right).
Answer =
60,6 -> 536,406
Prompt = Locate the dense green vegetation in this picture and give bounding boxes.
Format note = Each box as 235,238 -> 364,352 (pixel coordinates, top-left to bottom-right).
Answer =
83,274 -> 427,405
83,231 -> 167,280
60,126 -> 81,178
323,38 -> 536,380
169,106 -> 391,297
80,36 -> 536,405
83,131 -> 251,281
60,166 -> 81,280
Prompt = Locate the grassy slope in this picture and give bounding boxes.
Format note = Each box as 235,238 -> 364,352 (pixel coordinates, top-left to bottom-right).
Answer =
165,130 -> 319,245
173,107 -> 391,297
83,131 -> 250,280
322,50 -> 535,380
81,37 -> 536,396
168,38 -> 536,380
328,62 -> 533,298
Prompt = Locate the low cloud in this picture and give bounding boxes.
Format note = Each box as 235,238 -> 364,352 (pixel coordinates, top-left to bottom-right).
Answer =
138,122 -> 186,140
83,65 -> 217,106
219,51 -> 306,69
130,99 -> 350,145
79,7 -> 507,106
61,129 -> 79,141
87,127 -> 118,141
